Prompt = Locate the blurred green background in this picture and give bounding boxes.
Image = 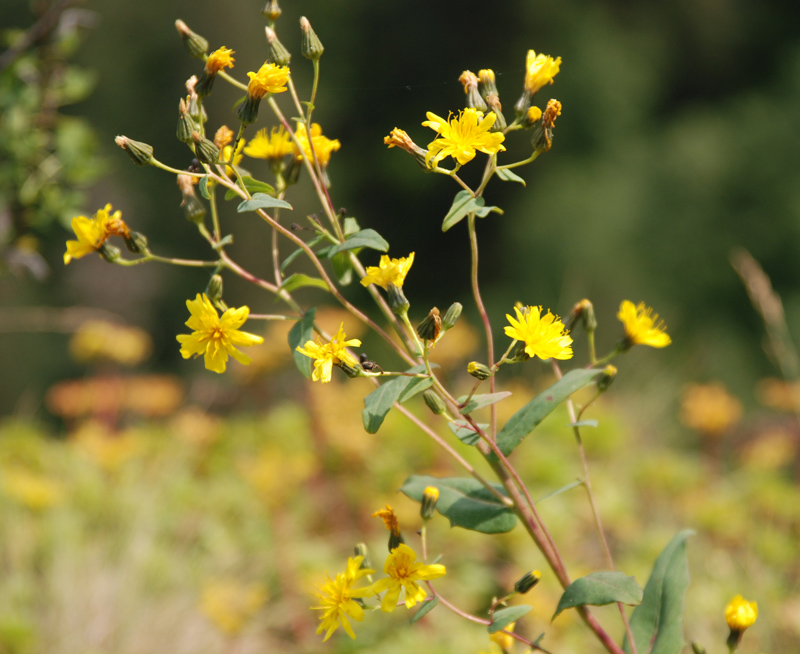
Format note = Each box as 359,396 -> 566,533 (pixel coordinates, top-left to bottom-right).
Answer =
1,0 -> 800,652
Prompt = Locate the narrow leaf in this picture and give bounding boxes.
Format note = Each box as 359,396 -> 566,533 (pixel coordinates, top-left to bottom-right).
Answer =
287,308 -> 316,378
553,572 -> 643,620
279,273 -> 329,293
327,228 -> 389,256
475,204 -> 503,218
279,236 -> 325,274
488,606 -> 532,634
240,175 -> 275,196
496,168 -> 527,186
442,190 -> 485,232
199,175 -> 211,199
447,420 -> 489,446
571,420 -> 599,428
397,377 -> 434,403
237,192 -> 292,213
362,364 -> 430,434
400,475 -> 517,534
457,391 -> 512,415
494,368 -> 601,458
410,597 -> 439,624
624,530 -> 694,654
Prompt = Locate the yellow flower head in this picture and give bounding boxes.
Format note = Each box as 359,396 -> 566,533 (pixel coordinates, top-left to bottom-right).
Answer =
372,504 -> 400,536
524,49 -> 562,95
490,621 -> 516,652
681,383 -> 742,437
244,126 -> 294,161
365,543 -> 446,612
725,595 -> 758,632
176,294 -> 264,374
360,253 -> 415,291
294,123 -> 341,167
618,300 -> 671,349
246,62 -> 290,99
205,46 -> 235,74
504,305 -> 573,361
199,580 -> 266,635
384,128 -> 416,152
221,138 -> 246,177
295,323 -> 361,383
422,108 -> 506,167
64,203 -> 130,265
311,555 -> 375,641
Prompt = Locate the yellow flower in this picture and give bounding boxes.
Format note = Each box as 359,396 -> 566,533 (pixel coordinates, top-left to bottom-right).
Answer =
221,138 -> 245,177
422,108 -> 506,167
311,555 -> 375,641
296,323 -> 361,383
360,253 -> 415,291
726,595 -> 758,631
176,294 -> 264,374
617,300 -> 671,349
294,123 -> 341,167
680,383 -> 742,437
490,621 -> 516,652
244,126 -> 294,161
365,543 -> 446,612
199,579 -> 266,635
205,46 -> 235,74
64,203 -> 130,264
1,467 -> 64,510
246,62 -> 289,99
524,49 -> 562,95
372,504 -> 401,536
504,305 -> 573,361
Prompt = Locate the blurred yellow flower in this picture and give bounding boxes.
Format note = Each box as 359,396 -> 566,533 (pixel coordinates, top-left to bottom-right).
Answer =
220,138 -> 245,177
490,621 -> 516,652
524,49 -> 562,95
64,203 -> 130,265
726,594 -> 758,649
360,253 -> 415,291
372,504 -> 401,536
504,305 -> 573,361
680,383 -> 742,437
72,421 -> 142,472
296,323 -> 361,383
199,580 -> 267,635
366,543 -> 446,612
246,62 -> 289,99
311,555 -> 374,641
1,467 -> 64,510
244,126 -> 294,161
294,123 -> 341,167
617,300 -> 671,349
205,46 -> 235,74
69,320 -> 152,366
422,108 -> 505,167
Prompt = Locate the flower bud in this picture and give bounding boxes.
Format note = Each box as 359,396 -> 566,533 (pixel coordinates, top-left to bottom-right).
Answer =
514,88 -> 532,118
521,105 -> 543,129
175,19 -> 208,59
507,341 -> 530,363
339,359 -> 364,378
725,595 -> 758,650
192,132 -> 220,164
177,99 -> 198,144
485,93 -> 507,131
478,69 -> 499,101
531,99 -> 561,155
417,307 -> 441,341
237,95 -> 261,127
123,231 -> 149,254
262,0 -> 281,21
514,570 -> 541,594
420,486 -> 439,521
99,242 -> 121,263
387,283 -> 410,317
442,302 -> 463,331
206,274 -> 224,303
115,136 -> 153,166
300,17 -> 324,61
459,70 -> 487,112
182,193 -> 207,224
422,390 -> 446,416
597,365 -> 617,393
468,361 -> 493,380
354,542 -> 372,570
265,27 -> 291,66
388,531 -> 404,552
566,298 -> 596,333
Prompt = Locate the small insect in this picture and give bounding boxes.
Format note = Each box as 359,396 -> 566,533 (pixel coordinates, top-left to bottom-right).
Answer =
359,352 -> 383,373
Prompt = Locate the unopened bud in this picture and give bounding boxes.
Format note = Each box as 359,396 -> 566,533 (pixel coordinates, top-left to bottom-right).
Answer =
192,132 -> 220,164
567,298 -> 596,332
421,486 -> 440,521
99,242 -> 121,263
265,27 -> 291,66
468,361 -> 493,380
182,193 -> 207,224
206,274 -> 224,303
422,390 -> 446,416
262,0 -> 281,21
514,570 -> 541,594
597,365 -> 617,392
354,543 -> 372,570
442,302 -> 463,331
459,70 -> 487,112
177,99 -> 198,144
388,531 -> 404,552
521,105 -> 543,129
478,69 -> 499,101
387,283 -> 410,317
123,231 -> 149,254
300,17 -> 324,61
485,93 -> 506,131
115,136 -> 153,166
416,307 -> 441,341
514,88 -> 532,118
175,20 -> 208,59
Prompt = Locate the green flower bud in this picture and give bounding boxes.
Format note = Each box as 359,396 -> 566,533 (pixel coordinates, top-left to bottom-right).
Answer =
514,570 -> 541,594
514,88 -> 532,118
416,307 -> 441,341
99,242 -> 121,263
206,274 -> 224,303
236,94 -> 262,127
262,0 -> 281,21
387,283 -> 410,317
265,27 -> 291,67
192,132 -> 220,164
478,69 -> 499,101
420,486 -> 439,521
194,69 -> 216,99
388,531 -> 404,552
123,231 -> 149,254
485,93 -> 507,132
175,20 -> 208,59
597,365 -> 617,392
176,99 -> 198,144
300,16 -> 324,61
422,390 -> 446,416
182,193 -> 207,224
442,302 -> 463,331
459,71 -> 487,112
508,340 -> 530,363
467,361 -> 492,381
115,135 -> 153,166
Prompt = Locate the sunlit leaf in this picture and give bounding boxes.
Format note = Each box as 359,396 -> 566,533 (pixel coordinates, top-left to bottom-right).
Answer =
553,572 -> 642,620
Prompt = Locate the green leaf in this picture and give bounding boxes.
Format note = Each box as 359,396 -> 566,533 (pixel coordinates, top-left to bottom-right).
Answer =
327,229 -> 390,256
457,391 -> 512,415
331,251 -> 354,286
279,273 -> 329,293
442,190 -> 485,232
572,420 -> 599,428
397,377 -> 434,403
362,364 -> 430,434
343,217 -> 360,235
280,236 -> 326,274
495,167 -> 527,186
240,176 -> 275,196
400,475 -> 517,534
287,308 -> 316,378
488,606 -> 532,634
199,175 -> 211,199
410,597 -> 439,624
553,572 -> 643,620
237,192 -> 292,213
624,530 -> 694,654
447,420 -> 489,446
494,368 -> 601,458
475,204 -> 503,218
